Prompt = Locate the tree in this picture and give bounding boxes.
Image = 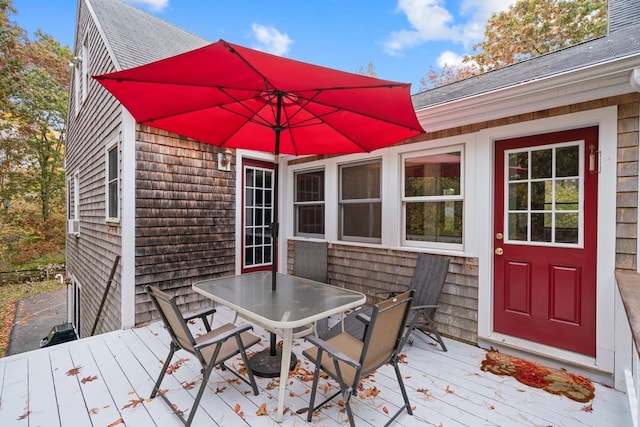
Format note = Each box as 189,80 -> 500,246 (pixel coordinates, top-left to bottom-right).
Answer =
357,61 -> 377,77
467,0 -> 607,72
0,0 -> 71,266
421,0 -> 607,90
420,63 -> 479,91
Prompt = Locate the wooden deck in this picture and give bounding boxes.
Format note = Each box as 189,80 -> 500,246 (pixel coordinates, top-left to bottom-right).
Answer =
0,306 -> 631,426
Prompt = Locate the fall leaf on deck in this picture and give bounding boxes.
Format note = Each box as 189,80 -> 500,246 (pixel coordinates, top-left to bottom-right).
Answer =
516,388 -> 526,393
484,402 -> 496,410
383,406 -> 389,414
66,366 -> 82,376
172,403 -> 184,415
89,408 -> 99,415
338,400 -> 345,407
238,365 -> 248,376
103,404 -> 111,409
107,418 -> 124,427
256,402 -> 268,416
417,388 -> 431,397
17,411 -> 30,420
445,385 -> 454,394
215,386 -> 227,394
581,404 -> 594,413
188,319 -> 195,325
127,390 -> 136,395
359,386 -> 380,399
234,403 -> 245,418
166,358 -> 189,374
81,375 -> 98,384
296,407 -> 309,415
157,388 -> 168,396
266,380 -> 278,390
182,380 -> 196,390
398,353 -> 408,364
122,398 -> 144,409
153,332 -> 158,336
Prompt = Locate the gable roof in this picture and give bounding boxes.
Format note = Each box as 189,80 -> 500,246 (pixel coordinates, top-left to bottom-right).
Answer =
86,0 -> 209,70
412,1 -> 640,110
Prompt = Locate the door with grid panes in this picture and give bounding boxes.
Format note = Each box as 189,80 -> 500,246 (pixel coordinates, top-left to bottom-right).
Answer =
242,160 -> 274,273
493,127 -> 598,356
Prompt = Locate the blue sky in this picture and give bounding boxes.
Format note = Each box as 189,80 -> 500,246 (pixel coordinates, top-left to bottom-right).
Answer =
12,0 -> 515,94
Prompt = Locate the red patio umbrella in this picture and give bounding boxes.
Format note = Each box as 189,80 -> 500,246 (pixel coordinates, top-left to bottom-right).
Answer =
94,38 -> 425,375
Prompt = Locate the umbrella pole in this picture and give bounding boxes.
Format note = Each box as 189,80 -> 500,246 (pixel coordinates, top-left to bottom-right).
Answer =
249,92 -> 297,377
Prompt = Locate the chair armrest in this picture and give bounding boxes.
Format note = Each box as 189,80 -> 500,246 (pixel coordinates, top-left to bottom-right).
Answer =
305,335 -> 360,369
183,307 -> 216,322
194,324 -> 253,350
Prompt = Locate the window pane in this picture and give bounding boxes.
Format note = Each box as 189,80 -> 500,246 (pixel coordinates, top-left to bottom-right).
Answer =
531,181 -> 552,211
295,171 -> 324,202
342,203 -> 381,239
406,201 -> 462,244
108,181 -> 118,217
531,212 -> 552,242
508,213 -> 528,241
108,147 -> 118,180
297,205 -> 325,234
531,149 -> 552,179
508,182 -> 528,210
341,162 -> 380,200
556,179 -> 579,210
555,212 -> 578,243
556,145 -> 579,177
405,152 -> 461,197
508,152 -> 528,180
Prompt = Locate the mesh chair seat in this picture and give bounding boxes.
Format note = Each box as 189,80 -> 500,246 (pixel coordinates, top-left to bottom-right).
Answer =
146,286 -> 261,426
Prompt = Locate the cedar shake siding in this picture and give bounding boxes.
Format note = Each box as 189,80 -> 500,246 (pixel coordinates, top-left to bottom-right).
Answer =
66,1 -> 123,336
133,126 -> 236,325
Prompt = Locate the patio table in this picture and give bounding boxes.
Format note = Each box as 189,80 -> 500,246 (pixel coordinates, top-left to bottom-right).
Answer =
192,271 -> 366,422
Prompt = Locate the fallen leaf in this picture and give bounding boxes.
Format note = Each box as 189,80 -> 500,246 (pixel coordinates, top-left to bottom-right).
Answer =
122,398 -> 144,409
17,411 -> 30,420
166,358 -> 189,375
445,385 -> 453,394
296,407 -> 309,415
89,408 -> 99,415
383,406 -> 389,414
234,403 -> 241,413
107,418 -> 124,427
172,403 -> 184,415
256,403 -> 268,416
215,386 -> 227,394
581,404 -> 593,413
81,375 -> 98,384
182,380 -> 196,390
66,366 -> 82,376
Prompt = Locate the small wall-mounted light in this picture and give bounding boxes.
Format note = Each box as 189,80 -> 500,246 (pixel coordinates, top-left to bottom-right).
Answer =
68,56 -> 82,68
218,148 -> 233,171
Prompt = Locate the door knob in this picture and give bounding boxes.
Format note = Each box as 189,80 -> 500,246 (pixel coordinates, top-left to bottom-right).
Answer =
496,232 -> 503,240
495,247 -> 504,256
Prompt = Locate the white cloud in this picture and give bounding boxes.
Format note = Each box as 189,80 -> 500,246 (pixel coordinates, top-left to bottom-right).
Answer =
384,0 -> 515,55
126,0 -> 169,12
436,51 -> 464,67
251,24 -> 293,56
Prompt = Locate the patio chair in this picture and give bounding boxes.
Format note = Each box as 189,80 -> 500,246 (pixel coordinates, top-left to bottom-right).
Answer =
302,290 -> 415,427
146,286 -> 260,426
322,253 -> 450,351
292,240 -> 330,336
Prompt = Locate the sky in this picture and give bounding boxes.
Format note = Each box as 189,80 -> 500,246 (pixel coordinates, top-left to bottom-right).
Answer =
11,0 -> 516,94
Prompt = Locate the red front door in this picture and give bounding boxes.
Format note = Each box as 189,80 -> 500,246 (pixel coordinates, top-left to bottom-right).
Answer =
493,127 -> 598,356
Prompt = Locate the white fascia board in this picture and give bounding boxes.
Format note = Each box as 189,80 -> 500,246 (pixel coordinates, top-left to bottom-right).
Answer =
416,55 -> 640,132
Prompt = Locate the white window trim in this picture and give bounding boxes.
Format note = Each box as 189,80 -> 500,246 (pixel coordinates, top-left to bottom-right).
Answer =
81,35 -> 89,103
294,168 -> 325,239
105,137 -> 121,223
401,144 -> 465,251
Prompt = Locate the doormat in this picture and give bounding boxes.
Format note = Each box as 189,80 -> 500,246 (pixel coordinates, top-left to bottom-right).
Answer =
480,350 -> 595,403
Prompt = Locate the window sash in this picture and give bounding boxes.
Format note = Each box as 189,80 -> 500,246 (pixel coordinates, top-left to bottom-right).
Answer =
402,148 -> 464,248
294,169 -> 325,237
339,160 -> 381,243
106,143 -> 119,221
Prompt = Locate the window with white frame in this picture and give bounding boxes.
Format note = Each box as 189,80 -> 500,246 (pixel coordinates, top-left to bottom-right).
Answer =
67,172 -> 80,234
403,147 -> 463,248
81,35 -> 89,102
106,140 -> 120,222
294,169 -> 325,237
339,160 -> 381,243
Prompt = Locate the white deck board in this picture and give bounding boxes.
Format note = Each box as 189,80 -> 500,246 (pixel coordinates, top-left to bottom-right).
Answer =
0,305 -> 632,427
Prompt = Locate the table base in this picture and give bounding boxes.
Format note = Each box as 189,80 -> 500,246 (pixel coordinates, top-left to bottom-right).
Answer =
249,348 -> 297,378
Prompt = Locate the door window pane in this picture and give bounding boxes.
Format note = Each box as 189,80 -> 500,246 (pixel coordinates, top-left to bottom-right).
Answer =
244,165 -> 273,268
